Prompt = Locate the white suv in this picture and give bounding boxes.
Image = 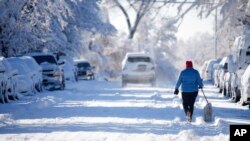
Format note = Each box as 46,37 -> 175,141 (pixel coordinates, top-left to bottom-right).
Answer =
121,52 -> 156,87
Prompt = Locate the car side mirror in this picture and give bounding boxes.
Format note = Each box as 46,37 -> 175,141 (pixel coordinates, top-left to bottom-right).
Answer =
224,63 -> 228,70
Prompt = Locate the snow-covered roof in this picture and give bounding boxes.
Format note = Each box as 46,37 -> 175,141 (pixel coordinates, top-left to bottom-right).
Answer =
19,56 -> 41,71
6,57 -> 30,75
74,59 -> 90,63
125,52 -> 153,58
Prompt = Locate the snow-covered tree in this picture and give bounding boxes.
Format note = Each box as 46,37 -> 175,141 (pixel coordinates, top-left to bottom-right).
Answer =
104,0 -> 207,40
190,0 -> 250,57
0,0 -> 116,57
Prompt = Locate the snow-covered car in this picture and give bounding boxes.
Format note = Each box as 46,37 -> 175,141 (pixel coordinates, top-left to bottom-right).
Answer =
230,72 -> 242,102
235,34 -> 250,69
121,52 -> 156,87
7,57 -> 35,95
213,64 -> 221,88
200,59 -> 221,81
19,56 -> 43,92
218,55 -> 234,94
0,57 -> 19,102
229,34 -> 250,103
75,60 -> 95,80
63,59 -> 78,82
60,57 -> 78,82
240,64 -> 250,105
27,52 -> 65,90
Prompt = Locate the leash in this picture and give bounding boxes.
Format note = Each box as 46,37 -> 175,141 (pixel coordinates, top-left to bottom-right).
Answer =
201,89 -> 209,104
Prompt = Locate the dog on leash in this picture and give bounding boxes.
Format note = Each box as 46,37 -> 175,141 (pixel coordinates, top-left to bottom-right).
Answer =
203,103 -> 213,122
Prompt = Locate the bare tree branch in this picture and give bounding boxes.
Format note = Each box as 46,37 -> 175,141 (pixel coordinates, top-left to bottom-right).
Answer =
113,0 -> 132,34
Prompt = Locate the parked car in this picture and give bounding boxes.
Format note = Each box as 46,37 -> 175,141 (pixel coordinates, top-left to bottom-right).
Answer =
217,55 -> 234,95
240,64 -> 250,105
121,52 -> 156,87
235,35 -> 250,69
75,60 -> 95,80
0,57 -> 19,102
200,59 -> 221,81
7,57 -> 35,95
213,64 -> 221,88
60,56 -> 78,82
19,56 -> 43,92
229,33 -> 250,103
26,52 -> 65,90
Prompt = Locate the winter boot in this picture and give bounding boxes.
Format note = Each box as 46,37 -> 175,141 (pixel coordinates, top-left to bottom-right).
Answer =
186,111 -> 191,122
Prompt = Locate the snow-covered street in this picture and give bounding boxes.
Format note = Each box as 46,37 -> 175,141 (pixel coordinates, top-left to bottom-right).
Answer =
0,80 -> 249,141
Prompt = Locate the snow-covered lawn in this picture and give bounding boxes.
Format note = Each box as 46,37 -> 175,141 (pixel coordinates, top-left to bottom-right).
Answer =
0,80 -> 249,141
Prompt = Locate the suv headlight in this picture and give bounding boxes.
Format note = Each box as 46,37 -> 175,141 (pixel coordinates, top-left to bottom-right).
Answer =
53,68 -> 61,76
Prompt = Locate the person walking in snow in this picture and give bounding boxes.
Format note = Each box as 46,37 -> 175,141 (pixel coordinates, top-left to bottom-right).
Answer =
174,61 -> 203,122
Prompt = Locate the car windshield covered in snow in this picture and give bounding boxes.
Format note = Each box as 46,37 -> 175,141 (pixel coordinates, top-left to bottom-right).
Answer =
32,55 -> 57,65
127,57 -> 151,63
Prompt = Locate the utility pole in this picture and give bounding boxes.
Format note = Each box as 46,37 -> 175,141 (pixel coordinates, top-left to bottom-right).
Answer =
215,7 -> 218,59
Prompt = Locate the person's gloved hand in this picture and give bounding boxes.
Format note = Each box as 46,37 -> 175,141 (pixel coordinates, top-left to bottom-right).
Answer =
174,89 -> 179,95
199,86 -> 203,89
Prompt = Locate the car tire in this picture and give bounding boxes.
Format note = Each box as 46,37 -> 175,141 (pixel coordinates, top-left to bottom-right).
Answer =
4,90 -> 9,103
235,95 -> 240,102
222,87 -> 227,96
233,89 -> 241,102
38,82 -> 43,92
232,89 -> 240,103
240,98 -> 248,106
0,88 -> 4,104
9,85 -> 17,101
36,83 -> 41,92
232,90 -> 236,102
0,96 -> 4,103
219,88 -> 222,93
